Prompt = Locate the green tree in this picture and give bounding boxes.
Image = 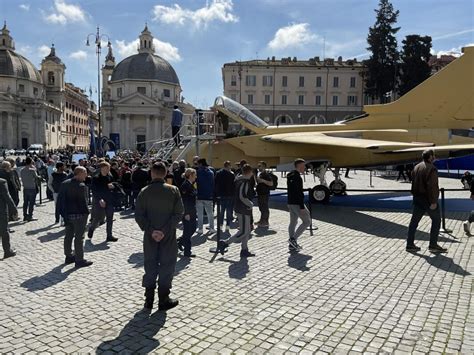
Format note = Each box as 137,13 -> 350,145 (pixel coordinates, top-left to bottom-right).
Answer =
398,35 -> 432,96
365,0 -> 400,103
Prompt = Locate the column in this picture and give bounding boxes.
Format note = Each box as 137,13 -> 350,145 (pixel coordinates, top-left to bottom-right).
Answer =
146,115 -> 152,149
6,112 -> 13,148
16,113 -> 22,148
154,116 -> 159,142
125,114 -> 131,149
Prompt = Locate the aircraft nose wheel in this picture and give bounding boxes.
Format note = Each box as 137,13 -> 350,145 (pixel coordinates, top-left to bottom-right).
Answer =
310,185 -> 331,204
329,180 -> 347,196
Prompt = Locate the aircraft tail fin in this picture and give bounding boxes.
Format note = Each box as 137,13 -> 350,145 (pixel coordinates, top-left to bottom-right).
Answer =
362,46 -> 474,129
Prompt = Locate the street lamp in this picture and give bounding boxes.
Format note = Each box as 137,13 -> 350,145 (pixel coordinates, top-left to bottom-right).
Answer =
86,26 -> 111,154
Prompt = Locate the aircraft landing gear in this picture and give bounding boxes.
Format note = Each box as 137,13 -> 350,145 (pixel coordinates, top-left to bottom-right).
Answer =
329,168 -> 347,196
310,163 -> 331,204
309,165 -> 347,203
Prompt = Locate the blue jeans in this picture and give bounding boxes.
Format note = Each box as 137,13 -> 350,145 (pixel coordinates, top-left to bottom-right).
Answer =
197,200 -> 214,230
23,188 -> 37,219
218,197 -> 233,227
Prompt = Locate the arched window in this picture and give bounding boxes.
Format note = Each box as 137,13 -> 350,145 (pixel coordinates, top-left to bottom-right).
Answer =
48,71 -> 55,85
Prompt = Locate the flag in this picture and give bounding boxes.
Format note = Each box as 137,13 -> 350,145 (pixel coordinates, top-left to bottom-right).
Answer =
89,120 -> 96,155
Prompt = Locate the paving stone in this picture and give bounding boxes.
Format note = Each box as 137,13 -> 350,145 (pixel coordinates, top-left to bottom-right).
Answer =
0,175 -> 471,353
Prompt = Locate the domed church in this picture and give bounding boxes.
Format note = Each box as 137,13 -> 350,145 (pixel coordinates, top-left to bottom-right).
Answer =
101,25 -> 186,151
0,22 -> 63,150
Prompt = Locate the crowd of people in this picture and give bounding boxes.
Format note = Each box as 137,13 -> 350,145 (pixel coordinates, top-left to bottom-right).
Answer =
0,148 -> 471,311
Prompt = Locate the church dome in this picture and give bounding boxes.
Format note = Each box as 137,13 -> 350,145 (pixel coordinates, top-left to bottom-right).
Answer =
111,52 -> 180,85
0,49 -> 43,83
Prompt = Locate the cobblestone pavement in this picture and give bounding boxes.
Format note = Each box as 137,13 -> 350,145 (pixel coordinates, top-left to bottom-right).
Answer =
0,178 -> 473,354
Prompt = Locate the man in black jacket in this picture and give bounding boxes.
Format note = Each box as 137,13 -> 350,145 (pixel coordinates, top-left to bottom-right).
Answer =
0,177 -> 17,259
49,162 -> 68,225
57,167 -> 92,268
131,162 -> 149,209
215,161 -> 235,232
88,162 -> 118,242
255,161 -> 273,228
287,158 -> 311,252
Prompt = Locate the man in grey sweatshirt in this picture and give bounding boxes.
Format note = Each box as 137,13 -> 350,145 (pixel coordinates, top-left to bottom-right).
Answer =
20,157 -> 41,221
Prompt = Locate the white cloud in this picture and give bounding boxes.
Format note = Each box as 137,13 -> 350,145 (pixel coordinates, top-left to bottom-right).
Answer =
152,0 -> 238,29
38,45 -> 51,57
44,0 -> 86,25
69,50 -> 87,60
268,23 -> 319,50
115,38 -> 182,63
19,4 -> 30,11
431,43 -> 474,57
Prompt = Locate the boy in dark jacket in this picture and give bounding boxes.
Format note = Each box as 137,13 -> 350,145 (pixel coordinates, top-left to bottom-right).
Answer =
88,162 -> 118,242
178,168 -> 197,257
287,158 -> 311,252
218,164 -> 255,258
214,161 -> 235,232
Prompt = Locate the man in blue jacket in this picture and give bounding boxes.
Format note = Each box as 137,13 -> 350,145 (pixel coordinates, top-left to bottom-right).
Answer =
196,158 -> 215,234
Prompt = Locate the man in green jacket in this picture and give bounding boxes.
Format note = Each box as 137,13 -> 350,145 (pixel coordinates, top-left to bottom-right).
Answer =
135,162 -> 184,311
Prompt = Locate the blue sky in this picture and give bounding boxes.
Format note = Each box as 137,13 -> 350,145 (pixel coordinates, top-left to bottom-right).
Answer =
1,0 -> 473,108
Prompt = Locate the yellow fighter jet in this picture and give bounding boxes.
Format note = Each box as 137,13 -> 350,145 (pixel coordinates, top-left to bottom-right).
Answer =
186,46 -> 474,203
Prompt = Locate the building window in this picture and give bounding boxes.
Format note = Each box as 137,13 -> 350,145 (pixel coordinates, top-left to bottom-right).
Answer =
298,95 -> 304,105
18,84 -> 25,93
315,95 -> 321,105
262,75 -> 273,87
117,88 -> 122,98
299,76 -> 305,87
230,93 -> 237,101
163,89 -> 170,98
245,75 -> 256,86
316,76 -> 322,88
333,77 -> 339,88
231,75 -> 237,86
332,95 -> 339,106
264,94 -> 271,105
281,95 -> 287,105
247,94 -> 254,104
282,76 -> 288,87
350,77 -> 356,88
48,71 -> 55,85
137,87 -> 146,95
33,87 -> 39,96
348,95 -> 358,106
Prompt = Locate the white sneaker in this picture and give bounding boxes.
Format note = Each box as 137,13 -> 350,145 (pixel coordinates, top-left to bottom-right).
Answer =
197,229 -> 203,234
463,221 -> 471,235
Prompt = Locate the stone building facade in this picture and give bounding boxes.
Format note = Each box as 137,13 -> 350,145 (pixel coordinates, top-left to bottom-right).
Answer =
222,56 -> 365,124
0,22 -> 97,150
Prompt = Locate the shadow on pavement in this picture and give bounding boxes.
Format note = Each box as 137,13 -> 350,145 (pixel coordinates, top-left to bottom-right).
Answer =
175,256 -> 191,276
25,223 -> 57,236
288,252 -> 312,272
223,257 -> 249,279
20,264 -> 76,291
128,252 -> 144,268
270,201 -> 459,244
84,240 -> 111,253
414,253 -> 471,276
96,310 -> 167,354
38,229 -> 65,243
253,228 -> 278,237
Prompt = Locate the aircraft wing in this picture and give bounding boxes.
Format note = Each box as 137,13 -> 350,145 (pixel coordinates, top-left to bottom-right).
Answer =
261,132 -> 433,151
376,143 -> 474,155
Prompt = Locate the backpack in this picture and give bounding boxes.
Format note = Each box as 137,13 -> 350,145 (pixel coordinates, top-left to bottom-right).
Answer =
269,172 -> 278,190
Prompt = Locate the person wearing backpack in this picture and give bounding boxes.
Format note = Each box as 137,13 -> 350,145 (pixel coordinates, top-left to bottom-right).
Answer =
255,161 -> 274,228
48,162 -> 68,225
